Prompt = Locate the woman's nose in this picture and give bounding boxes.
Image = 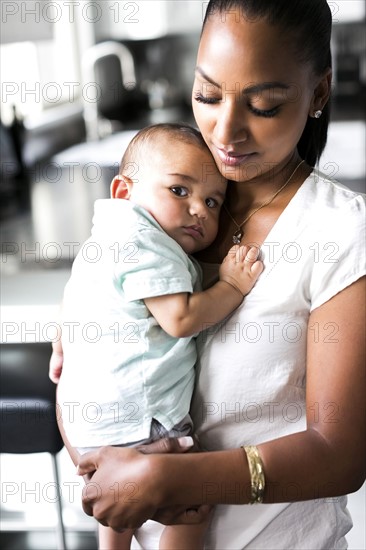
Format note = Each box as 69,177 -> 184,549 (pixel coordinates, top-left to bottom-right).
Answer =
214,98 -> 249,147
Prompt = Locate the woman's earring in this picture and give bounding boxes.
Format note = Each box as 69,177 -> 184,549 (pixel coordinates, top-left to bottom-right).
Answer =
314,110 -> 322,119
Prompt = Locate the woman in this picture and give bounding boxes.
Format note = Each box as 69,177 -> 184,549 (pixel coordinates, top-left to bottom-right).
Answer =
61,1 -> 365,548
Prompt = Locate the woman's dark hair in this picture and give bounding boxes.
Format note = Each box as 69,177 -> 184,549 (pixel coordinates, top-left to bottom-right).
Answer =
203,0 -> 332,167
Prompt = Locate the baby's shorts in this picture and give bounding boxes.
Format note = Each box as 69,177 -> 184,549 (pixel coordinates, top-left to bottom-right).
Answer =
77,414 -> 193,455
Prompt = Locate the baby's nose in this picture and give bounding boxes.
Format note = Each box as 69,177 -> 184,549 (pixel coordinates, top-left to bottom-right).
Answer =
188,199 -> 207,218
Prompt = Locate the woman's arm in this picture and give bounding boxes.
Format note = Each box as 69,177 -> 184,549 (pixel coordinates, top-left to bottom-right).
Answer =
259,274 -> 365,501
77,277 -> 365,529
56,388 -> 81,467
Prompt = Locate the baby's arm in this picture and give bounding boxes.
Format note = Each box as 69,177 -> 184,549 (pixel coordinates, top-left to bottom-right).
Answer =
145,245 -> 262,338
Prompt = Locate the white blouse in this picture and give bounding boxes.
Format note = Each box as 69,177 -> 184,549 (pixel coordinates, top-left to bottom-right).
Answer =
133,171 -> 365,549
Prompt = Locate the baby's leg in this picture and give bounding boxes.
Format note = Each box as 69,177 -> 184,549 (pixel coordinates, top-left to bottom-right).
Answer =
98,523 -> 134,550
159,522 -> 209,550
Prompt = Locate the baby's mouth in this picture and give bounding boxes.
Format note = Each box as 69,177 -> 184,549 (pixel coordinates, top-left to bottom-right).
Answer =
183,225 -> 204,238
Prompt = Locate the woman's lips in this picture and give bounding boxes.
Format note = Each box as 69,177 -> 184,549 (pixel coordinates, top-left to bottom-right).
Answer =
216,148 -> 256,166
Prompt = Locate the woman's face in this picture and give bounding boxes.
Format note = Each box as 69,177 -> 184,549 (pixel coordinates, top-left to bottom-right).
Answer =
192,12 -> 320,182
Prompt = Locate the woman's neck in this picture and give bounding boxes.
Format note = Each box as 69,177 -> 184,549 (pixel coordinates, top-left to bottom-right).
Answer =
196,158 -> 312,264
225,153 -> 305,216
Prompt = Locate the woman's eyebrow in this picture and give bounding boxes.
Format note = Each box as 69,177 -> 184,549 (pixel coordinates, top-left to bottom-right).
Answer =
195,67 -> 221,88
195,67 -> 289,95
244,82 -> 290,95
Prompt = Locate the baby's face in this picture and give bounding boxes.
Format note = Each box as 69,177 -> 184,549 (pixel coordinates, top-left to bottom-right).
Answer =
129,136 -> 226,254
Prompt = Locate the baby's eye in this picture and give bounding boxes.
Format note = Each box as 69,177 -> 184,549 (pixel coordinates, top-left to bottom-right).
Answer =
170,186 -> 188,197
206,197 -> 218,208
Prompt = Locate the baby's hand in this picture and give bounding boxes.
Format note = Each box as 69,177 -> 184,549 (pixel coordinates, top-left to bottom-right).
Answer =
220,245 -> 263,297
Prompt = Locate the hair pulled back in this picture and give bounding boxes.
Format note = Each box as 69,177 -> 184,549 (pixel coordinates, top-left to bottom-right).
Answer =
203,0 -> 332,167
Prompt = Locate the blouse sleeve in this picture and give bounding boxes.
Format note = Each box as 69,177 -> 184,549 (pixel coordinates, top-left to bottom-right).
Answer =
309,192 -> 365,312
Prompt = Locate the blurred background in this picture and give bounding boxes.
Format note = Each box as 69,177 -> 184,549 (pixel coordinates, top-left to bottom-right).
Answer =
0,1 -> 365,549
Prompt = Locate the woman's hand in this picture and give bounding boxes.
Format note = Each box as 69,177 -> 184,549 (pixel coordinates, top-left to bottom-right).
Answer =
49,327 -> 63,384
77,438 -> 212,531
136,435 -> 197,454
77,446 -> 160,530
137,436 -> 212,527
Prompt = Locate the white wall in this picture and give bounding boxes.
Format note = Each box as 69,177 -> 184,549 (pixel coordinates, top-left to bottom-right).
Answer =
95,0 -> 205,41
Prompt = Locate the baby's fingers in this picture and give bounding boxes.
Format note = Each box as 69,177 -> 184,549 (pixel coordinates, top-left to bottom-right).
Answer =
250,260 -> 264,279
224,244 -> 261,266
226,244 -> 240,260
244,245 -> 261,263
235,245 -> 249,263
234,245 -> 260,264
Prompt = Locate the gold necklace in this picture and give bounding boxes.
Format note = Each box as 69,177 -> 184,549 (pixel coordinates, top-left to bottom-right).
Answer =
224,159 -> 305,244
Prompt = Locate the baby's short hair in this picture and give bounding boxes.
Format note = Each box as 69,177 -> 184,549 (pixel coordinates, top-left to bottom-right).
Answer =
119,123 -> 207,174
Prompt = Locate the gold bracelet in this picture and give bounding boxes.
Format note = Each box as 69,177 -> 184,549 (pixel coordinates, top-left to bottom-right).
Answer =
242,445 -> 265,504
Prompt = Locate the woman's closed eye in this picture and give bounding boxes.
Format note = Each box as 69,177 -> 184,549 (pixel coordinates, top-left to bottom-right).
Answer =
170,186 -> 189,197
248,104 -> 281,118
194,93 -> 219,105
194,92 -> 281,118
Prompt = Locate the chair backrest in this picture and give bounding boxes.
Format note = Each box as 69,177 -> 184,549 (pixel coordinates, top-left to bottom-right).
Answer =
0,342 -> 63,454
1,343 -> 55,399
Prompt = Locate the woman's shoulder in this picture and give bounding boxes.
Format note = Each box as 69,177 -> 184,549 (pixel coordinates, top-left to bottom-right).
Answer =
305,169 -> 365,208
299,169 -> 365,230
303,171 -> 365,312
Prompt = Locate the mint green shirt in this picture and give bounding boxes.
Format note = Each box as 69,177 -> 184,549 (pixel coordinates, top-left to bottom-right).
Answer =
58,199 -> 201,446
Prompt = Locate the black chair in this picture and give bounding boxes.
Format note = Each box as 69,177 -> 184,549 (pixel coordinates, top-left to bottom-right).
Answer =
0,342 -> 66,550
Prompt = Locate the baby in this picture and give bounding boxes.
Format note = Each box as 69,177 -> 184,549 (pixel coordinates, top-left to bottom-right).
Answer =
54,123 -> 263,549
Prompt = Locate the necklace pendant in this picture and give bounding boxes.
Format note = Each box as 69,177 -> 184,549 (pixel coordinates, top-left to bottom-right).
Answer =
233,230 -> 242,244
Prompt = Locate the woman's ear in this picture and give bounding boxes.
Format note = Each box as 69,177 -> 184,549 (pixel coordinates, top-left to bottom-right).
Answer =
309,68 -> 332,117
110,175 -> 134,199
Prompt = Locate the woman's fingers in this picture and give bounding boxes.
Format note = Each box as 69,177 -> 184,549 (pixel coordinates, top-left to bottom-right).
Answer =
136,436 -> 194,454
76,446 -> 163,529
75,441 -> 207,530
81,481 -> 101,517
153,504 -> 213,525
76,449 -> 100,476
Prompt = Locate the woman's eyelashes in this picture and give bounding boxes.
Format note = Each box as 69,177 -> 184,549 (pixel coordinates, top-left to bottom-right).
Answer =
194,93 -> 219,105
194,92 -> 281,118
248,105 -> 280,118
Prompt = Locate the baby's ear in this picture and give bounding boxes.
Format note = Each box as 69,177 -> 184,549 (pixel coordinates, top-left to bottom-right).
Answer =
110,175 -> 133,199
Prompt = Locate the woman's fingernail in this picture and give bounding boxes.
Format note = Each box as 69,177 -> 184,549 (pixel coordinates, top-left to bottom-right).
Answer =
177,436 -> 194,448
